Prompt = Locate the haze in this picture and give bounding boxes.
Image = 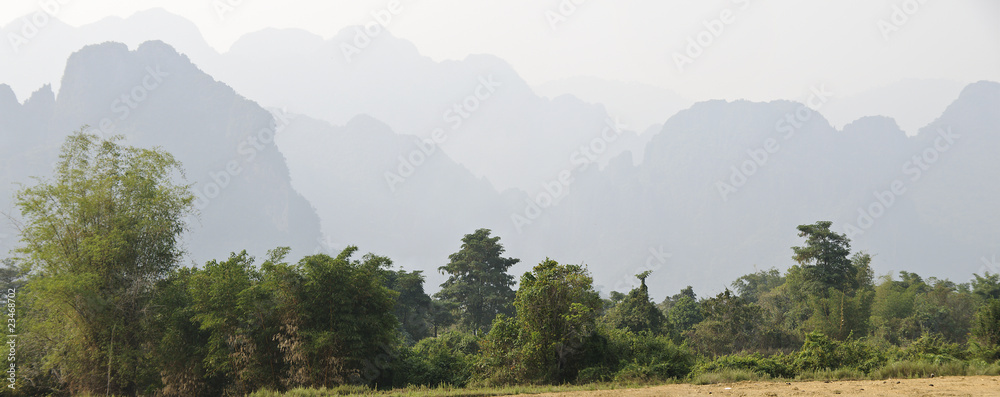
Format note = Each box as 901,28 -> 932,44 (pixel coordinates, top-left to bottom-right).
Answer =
1,0 -> 998,298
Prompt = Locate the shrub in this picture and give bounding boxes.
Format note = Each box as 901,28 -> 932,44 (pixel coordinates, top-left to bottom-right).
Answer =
691,353 -> 795,379
690,369 -> 765,385
602,327 -> 694,381
794,332 -> 888,374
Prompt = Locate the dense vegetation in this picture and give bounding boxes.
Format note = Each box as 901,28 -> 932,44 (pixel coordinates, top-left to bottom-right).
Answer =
2,133 -> 999,396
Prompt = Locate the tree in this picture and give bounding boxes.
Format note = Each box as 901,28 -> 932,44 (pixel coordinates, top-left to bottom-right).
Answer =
436,229 -> 518,334
478,259 -> 601,384
602,271 -> 667,335
383,269 -> 434,343
732,267 -> 785,303
269,247 -> 400,388
666,295 -> 702,334
970,272 -> 1000,301
971,298 -> 1000,361
15,132 -> 193,394
792,221 -> 855,293
686,289 -> 764,355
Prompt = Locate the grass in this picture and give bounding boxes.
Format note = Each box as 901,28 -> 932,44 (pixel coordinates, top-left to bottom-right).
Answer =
690,369 -> 768,385
246,382 -> 653,397
873,360 -> 1000,379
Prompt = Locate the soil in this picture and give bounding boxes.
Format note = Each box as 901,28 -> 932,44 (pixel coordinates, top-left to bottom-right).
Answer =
522,376 -> 1000,396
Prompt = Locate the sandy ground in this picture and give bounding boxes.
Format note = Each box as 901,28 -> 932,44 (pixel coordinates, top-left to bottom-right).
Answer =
521,376 -> 1000,397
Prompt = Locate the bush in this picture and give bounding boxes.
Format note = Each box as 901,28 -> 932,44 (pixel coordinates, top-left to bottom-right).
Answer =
402,332 -> 477,387
690,353 -> 795,379
795,368 -> 865,381
602,327 -> 694,381
690,369 -> 765,385
900,333 -> 966,362
794,332 -> 888,374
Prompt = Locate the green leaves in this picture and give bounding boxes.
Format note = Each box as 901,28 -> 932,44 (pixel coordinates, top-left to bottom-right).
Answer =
436,229 -> 518,335
792,221 -> 855,294
15,130 -> 193,395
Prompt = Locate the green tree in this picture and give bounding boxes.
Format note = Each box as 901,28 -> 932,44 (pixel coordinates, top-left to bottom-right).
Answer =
686,289 -> 764,355
792,221 -> 856,294
732,267 -> 785,303
384,269 -> 433,343
479,259 -> 601,384
436,229 -> 518,335
269,247 -> 400,388
971,272 -> 1000,301
602,271 -> 667,335
971,298 -> 1000,361
15,132 -> 193,394
186,250 -> 284,394
666,295 -> 702,334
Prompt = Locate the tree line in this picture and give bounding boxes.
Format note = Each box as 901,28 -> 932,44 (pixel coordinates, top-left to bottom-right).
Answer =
2,132 -> 999,396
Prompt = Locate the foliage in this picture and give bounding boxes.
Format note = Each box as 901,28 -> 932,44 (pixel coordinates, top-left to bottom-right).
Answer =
600,327 -> 694,382
15,131 -> 193,395
436,229 -> 518,335
690,353 -> 795,379
793,332 -> 888,374
602,272 -> 668,335
384,269 -> 434,343
477,259 -> 602,384
971,298 -> 1000,361
686,290 -> 764,355
7,140 -> 1000,397
732,267 -> 785,303
791,221 -> 855,293
403,331 -> 477,387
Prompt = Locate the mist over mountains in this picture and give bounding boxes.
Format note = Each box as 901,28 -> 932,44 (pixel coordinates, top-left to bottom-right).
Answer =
1,10 -> 997,299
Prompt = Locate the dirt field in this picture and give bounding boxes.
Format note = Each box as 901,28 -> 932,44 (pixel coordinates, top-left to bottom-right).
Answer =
522,376 -> 1000,397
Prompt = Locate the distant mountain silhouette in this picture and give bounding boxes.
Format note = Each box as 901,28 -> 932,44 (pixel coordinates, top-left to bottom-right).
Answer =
1,30 -> 997,299
0,41 -> 322,266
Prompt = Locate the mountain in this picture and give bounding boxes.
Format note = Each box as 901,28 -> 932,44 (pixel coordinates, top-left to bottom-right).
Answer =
533,76 -> 692,134
0,41 -> 322,266
213,27 -> 646,193
275,113 -> 531,287
0,8 -> 219,100
820,79 -> 966,136
527,82 -> 1000,297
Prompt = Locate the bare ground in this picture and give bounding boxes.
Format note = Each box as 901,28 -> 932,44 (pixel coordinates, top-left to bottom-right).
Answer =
520,376 -> 1000,397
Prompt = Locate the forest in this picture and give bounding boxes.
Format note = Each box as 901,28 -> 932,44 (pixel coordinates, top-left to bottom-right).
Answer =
2,132 -> 999,396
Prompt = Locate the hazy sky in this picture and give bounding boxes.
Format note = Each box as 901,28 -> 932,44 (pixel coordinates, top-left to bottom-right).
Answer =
1,0 -> 998,101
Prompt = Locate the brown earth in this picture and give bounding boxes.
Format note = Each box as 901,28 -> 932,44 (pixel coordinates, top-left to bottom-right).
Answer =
520,376 -> 1000,397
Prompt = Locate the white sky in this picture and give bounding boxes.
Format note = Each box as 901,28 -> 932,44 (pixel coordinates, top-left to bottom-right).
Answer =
1,0 -> 998,101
